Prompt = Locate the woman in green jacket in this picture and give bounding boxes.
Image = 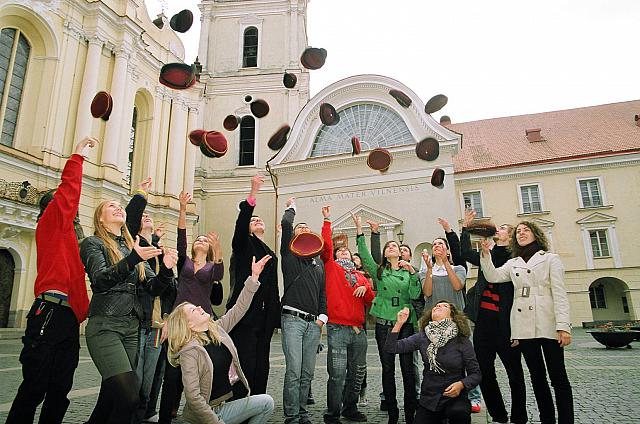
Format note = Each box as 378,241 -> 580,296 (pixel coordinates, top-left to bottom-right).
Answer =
353,213 -> 422,424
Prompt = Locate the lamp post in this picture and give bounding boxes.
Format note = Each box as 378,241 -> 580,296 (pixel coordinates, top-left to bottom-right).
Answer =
397,229 -> 405,244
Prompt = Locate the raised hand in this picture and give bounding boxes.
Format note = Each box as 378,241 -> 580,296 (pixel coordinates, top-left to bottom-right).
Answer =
350,212 -> 362,234
250,174 -> 265,197
398,259 -> 413,272
251,255 -> 272,281
353,286 -> 366,298
206,231 -> 222,258
133,236 -> 162,260
322,205 -> 331,219
480,238 -> 491,257
162,248 -> 179,269
74,136 -> 99,155
437,217 -> 451,233
366,219 -> 380,233
154,222 -> 165,240
138,177 -> 152,193
422,249 -> 432,269
179,191 -> 191,210
463,208 -> 476,227
286,197 -> 296,208
396,307 -> 410,325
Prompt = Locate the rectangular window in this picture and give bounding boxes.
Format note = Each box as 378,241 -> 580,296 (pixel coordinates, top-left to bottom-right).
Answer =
589,230 -> 610,258
622,296 -> 629,314
463,191 -> 483,217
589,285 -> 606,309
0,28 -> 30,147
238,116 -> 255,166
520,185 -> 542,213
579,179 -> 603,207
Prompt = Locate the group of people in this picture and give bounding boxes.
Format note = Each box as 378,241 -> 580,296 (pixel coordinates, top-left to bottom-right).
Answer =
7,137 -> 574,424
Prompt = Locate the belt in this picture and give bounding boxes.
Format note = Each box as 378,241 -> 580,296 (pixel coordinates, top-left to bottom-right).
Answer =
209,391 -> 233,408
39,293 -> 70,308
376,318 -> 396,326
282,308 -> 317,322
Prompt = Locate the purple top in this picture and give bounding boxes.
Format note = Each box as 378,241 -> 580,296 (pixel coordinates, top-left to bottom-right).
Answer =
173,228 -> 224,314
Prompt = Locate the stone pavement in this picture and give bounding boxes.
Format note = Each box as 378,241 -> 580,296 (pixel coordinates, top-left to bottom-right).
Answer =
0,328 -> 639,423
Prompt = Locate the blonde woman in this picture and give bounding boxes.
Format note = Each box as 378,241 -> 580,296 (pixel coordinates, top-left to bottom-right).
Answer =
80,200 -> 178,423
166,255 -> 274,424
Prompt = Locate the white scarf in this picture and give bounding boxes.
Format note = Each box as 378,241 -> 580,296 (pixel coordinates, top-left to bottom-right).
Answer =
424,318 -> 458,374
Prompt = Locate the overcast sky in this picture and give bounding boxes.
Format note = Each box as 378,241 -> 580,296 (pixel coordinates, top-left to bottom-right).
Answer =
145,0 -> 639,123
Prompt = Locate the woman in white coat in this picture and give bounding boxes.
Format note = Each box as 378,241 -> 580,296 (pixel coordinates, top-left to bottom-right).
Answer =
480,221 -> 573,424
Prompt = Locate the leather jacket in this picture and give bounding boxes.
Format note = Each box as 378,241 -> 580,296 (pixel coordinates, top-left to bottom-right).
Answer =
80,235 -> 174,318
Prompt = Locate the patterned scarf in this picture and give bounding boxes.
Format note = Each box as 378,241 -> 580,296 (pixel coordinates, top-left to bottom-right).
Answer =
424,318 -> 458,374
336,258 -> 358,286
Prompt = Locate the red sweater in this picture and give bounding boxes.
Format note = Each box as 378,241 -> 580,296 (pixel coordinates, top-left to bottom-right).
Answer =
321,221 -> 375,326
34,154 -> 89,323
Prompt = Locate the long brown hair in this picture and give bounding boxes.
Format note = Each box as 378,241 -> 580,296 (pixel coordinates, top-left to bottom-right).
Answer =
190,236 -> 215,262
93,200 -> 145,281
509,221 -> 549,257
377,240 -> 400,280
418,300 -> 470,337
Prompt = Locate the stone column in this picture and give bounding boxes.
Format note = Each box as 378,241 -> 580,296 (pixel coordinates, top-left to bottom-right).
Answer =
102,46 -> 131,167
165,97 -> 188,196
197,9 -> 211,70
183,105 -> 199,194
146,87 -> 165,187
289,1 -> 300,66
154,94 -> 172,194
74,36 -> 104,144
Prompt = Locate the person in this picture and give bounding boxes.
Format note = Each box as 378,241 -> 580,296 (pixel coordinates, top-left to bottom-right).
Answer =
320,205 -> 375,424
421,237 -> 467,312
480,221 -> 573,424
80,199 -> 178,423
125,177 -> 178,424
6,137 -> 97,424
351,252 -> 371,409
226,174 -> 280,395
385,303 -> 481,424
158,191 -> 224,424
354,213 -> 421,424
166,255 -> 275,424
461,210 -> 527,424
280,198 -> 327,424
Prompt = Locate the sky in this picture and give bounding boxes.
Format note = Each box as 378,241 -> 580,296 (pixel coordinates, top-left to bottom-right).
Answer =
145,0 -> 640,123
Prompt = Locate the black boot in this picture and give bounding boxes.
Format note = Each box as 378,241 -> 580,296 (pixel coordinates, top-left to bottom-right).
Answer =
388,408 -> 399,424
404,405 -> 416,424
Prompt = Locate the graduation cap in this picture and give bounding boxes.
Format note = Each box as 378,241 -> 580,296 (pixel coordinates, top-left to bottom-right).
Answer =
300,47 -> 327,70
466,222 -> 497,238
90,91 -> 113,121
188,129 -> 206,146
290,232 -> 324,258
159,63 -> 196,90
319,103 -> 340,126
431,167 -> 445,188
351,136 -> 361,155
250,99 -> 270,118
200,131 -> 228,158
223,115 -> 240,131
268,125 -> 291,151
367,148 -> 392,172
425,94 -> 448,114
170,9 -> 193,33
415,137 -> 440,161
389,89 -> 412,108
283,72 -> 297,89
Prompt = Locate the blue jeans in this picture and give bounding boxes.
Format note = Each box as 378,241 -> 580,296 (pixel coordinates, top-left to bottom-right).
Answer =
214,394 -> 274,424
281,313 -> 322,423
134,328 -> 162,422
467,329 -> 483,406
324,323 -> 368,420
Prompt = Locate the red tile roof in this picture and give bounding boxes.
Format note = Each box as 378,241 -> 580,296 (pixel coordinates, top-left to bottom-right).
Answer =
450,100 -> 640,173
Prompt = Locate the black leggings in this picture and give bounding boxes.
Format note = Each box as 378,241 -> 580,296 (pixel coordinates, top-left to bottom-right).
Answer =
86,371 -> 139,424
414,397 -> 471,424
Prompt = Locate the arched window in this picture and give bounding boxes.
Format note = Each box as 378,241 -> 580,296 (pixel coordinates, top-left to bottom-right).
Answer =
242,27 -> 258,68
0,28 -> 30,147
238,116 -> 255,166
125,106 -> 137,187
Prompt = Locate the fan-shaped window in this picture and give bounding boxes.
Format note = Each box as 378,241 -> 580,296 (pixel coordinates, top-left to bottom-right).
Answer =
239,116 -> 255,166
242,27 -> 258,68
0,28 -> 30,147
311,103 -> 413,157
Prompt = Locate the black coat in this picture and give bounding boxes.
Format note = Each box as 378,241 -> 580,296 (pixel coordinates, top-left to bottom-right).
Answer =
225,199 -> 280,331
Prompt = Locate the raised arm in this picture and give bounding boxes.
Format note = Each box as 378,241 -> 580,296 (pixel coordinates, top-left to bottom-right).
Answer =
384,308 -> 422,353
232,175 -> 263,252
320,206 -> 333,263
354,214 -> 378,279
125,177 -> 151,237
280,197 -> 296,256
367,220 -> 382,264
420,250 -> 434,297
459,209 -> 481,266
479,239 -> 512,283
176,191 -> 191,273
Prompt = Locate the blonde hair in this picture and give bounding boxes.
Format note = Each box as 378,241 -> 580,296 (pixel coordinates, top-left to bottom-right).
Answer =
167,302 -> 222,367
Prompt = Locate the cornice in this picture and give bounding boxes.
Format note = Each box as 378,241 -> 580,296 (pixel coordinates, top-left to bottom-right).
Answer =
454,155 -> 640,185
0,199 -> 39,230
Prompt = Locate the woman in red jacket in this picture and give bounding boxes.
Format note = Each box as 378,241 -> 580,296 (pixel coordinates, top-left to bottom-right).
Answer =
320,205 -> 375,424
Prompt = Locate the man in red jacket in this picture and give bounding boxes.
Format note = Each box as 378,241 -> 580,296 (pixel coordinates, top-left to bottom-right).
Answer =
320,206 -> 375,424
6,136 -> 97,424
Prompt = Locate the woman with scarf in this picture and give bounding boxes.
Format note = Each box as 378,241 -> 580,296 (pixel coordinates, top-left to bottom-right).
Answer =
385,302 -> 481,424
480,221 -> 573,424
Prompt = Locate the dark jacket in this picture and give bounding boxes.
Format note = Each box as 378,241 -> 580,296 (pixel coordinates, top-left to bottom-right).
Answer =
125,193 -> 177,328
226,199 -> 280,331
280,208 -> 326,317
385,330 -> 481,412
460,228 -> 513,338
80,234 -> 173,318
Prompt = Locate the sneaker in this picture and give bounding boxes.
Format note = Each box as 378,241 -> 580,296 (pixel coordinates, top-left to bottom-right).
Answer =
143,414 -> 159,423
342,410 -> 367,422
470,402 -> 481,413
358,395 -> 368,407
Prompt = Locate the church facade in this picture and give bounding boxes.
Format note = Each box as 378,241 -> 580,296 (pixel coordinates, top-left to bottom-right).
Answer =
0,0 -> 638,328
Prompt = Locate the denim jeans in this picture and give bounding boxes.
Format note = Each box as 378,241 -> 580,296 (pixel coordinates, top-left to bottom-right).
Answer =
133,327 -> 162,423
281,313 -> 322,423
214,394 -> 275,424
324,324 -> 368,420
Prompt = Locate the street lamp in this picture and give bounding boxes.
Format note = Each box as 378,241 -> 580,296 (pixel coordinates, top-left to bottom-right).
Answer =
397,229 -> 404,244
